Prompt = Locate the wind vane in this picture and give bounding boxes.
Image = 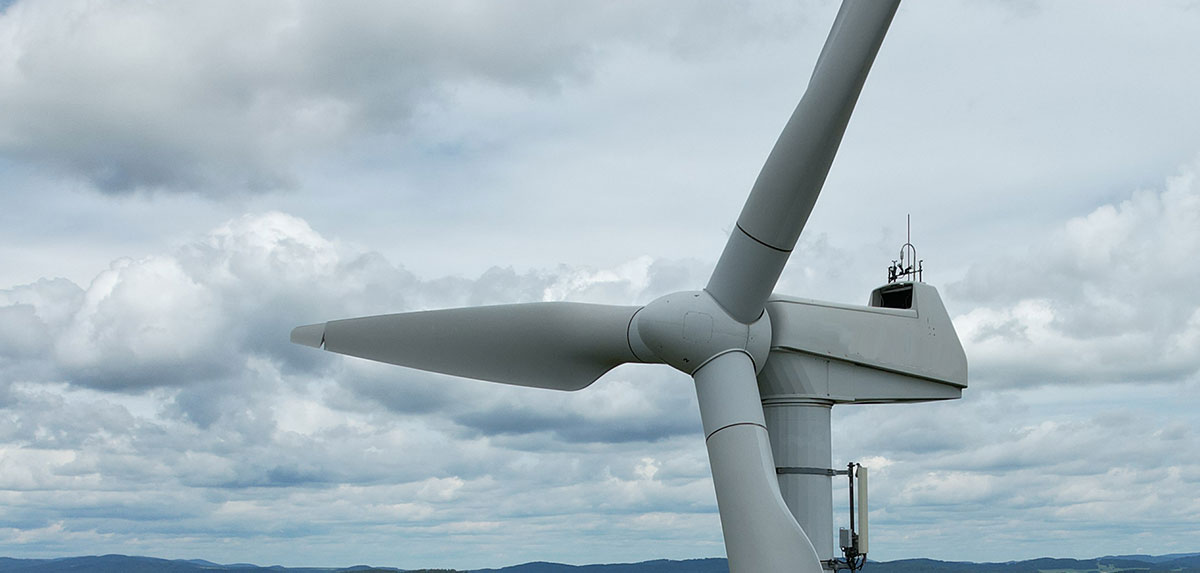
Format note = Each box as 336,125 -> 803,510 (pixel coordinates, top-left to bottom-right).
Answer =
888,214 -> 923,283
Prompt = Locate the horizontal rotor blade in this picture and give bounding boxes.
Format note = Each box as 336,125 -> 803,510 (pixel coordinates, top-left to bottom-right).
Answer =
292,302 -> 643,391
707,0 -> 901,323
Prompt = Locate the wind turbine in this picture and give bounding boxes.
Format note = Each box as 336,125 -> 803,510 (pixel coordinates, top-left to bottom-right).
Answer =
291,1 -> 967,571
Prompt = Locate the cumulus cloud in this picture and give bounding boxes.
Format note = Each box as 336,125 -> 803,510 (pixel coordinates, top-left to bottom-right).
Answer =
3,213 -> 329,391
0,278 -> 81,359
0,212 -> 725,566
1,195 -> 1198,566
949,159 -> 1200,387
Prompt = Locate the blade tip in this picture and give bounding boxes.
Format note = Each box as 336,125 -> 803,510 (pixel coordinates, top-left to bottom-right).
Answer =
290,323 -> 326,348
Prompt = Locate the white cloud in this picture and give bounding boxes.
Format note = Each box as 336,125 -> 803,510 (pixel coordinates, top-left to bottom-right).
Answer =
950,158 -> 1200,388
0,212 -> 727,566
55,255 -> 226,389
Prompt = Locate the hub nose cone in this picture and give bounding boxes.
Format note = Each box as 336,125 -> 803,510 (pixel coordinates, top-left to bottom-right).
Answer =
630,290 -> 772,374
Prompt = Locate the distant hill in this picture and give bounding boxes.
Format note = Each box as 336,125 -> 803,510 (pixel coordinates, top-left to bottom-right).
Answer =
0,554 -> 394,573
1105,554 -> 1200,565
1,553 -> 1199,573
866,555 -> 1200,573
469,559 -> 727,573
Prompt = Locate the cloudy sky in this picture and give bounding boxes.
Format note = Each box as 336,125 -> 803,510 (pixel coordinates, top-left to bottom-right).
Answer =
2,0 -> 1199,569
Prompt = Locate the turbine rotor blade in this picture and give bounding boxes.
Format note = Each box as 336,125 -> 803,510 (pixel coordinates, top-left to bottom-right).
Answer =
693,351 -> 822,573
292,302 -> 643,391
707,0 -> 901,322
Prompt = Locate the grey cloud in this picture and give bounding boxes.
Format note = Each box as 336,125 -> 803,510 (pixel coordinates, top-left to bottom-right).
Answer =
0,304 -> 48,358
1,393 -> 137,452
0,0 -> 812,196
453,398 -> 698,445
343,369 -> 466,417
345,346 -> 704,446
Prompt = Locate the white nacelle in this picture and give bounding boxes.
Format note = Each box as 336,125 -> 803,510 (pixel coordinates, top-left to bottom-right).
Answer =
759,282 -> 967,404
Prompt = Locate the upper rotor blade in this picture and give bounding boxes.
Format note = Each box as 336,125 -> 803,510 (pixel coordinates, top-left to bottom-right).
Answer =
706,0 -> 900,323
292,302 -> 642,391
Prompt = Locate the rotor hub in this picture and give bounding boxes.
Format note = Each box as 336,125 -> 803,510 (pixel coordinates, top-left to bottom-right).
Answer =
629,290 -> 771,374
